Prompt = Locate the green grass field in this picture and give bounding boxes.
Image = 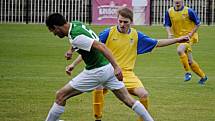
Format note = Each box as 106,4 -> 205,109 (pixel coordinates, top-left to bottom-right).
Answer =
0,24 -> 215,121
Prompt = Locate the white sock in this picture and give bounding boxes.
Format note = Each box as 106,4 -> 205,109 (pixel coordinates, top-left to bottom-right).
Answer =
132,101 -> 154,121
45,102 -> 65,121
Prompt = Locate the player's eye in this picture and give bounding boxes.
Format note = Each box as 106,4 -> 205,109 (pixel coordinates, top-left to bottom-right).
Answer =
119,20 -> 129,24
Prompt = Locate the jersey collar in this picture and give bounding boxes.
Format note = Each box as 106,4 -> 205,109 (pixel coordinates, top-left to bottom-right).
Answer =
68,23 -> 72,39
117,25 -> 131,34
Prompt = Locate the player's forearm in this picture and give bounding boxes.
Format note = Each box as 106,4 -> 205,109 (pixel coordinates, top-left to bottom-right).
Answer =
157,38 -> 180,47
157,35 -> 189,47
189,25 -> 199,37
71,55 -> 82,67
165,26 -> 174,38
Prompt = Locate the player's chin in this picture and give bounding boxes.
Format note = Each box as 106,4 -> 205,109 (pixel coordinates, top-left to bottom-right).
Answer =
58,35 -> 65,38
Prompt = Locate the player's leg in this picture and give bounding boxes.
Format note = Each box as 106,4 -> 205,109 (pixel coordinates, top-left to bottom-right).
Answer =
177,43 -> 192,81
93,87 -> 108,121
123,71 -> 149,121
112,87 -> 154,121
45,83 -> 82,121
46,67 -> 103,121
129,87 -> 149,109
187,52 -> 207,84
129,87 -> 149,121
102,64 -> 153,120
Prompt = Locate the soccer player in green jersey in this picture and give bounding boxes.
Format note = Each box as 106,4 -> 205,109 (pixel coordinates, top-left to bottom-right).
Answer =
44,13 -> 154,121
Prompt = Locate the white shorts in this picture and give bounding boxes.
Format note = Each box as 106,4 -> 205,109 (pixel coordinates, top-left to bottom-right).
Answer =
69,64 -> 125,92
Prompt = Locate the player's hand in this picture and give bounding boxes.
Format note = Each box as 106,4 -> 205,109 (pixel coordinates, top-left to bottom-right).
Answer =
65,50 -> 73,60
114,66 -> 123,81
177,35 -> 190,43
65,64 -> 75,76
188,32 -> 193,38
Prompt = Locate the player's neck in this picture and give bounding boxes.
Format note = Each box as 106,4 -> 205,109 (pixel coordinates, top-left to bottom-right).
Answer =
64,22 -> 70,36
117,25 -> 131,34
174,5 -> 184,11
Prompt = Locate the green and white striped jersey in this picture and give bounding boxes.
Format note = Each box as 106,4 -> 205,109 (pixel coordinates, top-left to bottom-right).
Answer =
68,21 -> 109,70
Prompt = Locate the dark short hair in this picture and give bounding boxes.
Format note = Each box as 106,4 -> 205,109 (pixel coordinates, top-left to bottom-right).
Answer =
45,13 -> 67,29
117,7 -> 133,22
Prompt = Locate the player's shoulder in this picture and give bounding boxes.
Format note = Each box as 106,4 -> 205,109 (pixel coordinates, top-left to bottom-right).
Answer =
108,26 -> 118,34
168,7 -> 174,12
187,7 -> 196,13
109,25 -> 117,31
70,21 -> 86,39
72,21 -> 83,26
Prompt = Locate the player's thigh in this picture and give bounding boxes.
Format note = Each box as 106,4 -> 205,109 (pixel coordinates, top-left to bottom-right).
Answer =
70,69 -> 104,92
128,87 -> 148,98
103,75 -> 125,91
56,83 -> 83,101
123,71 -> 144,88
100,64 -> 125,90
177,43 -> 187,53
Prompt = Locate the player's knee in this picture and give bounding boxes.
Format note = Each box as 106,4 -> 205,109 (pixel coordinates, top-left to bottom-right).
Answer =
135,88 -> 149,99
177,49 -> 185,55
177,46 -> 186,55
139,91 -> 148,99
188,59 -> 193,65
55,90 -> 66,105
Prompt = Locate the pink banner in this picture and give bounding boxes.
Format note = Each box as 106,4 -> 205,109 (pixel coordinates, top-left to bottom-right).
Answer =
92,0 -> 150,25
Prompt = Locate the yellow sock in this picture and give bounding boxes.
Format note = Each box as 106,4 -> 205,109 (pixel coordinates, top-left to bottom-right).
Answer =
137,97 -> 149,121
180,53 -> 190,72
93,90 -> 104,120
190,60 -> 205,78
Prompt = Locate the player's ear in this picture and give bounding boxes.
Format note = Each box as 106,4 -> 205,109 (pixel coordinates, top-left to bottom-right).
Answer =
53,25 -> 58,29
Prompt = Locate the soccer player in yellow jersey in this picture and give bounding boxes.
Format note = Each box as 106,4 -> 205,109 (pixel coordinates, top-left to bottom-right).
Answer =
164,0 -> 207,85
91,7 -> 189,121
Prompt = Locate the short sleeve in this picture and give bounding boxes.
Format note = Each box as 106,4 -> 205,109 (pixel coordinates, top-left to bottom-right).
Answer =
99,28 -> 110,44
137,31 -> 158,54
188,8 -> 201,25
72,34 -> 94,51
164,11 -> 172,27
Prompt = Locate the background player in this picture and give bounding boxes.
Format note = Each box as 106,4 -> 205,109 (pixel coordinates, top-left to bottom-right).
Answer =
164,0 -> 207,85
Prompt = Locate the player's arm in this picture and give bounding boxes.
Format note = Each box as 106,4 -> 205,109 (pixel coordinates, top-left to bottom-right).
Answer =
188,25 -> 199,38
66,55 -> 82,76
92,40 -> 123,81
137,32 -> 189,54
188,8 -> 201,37
165,27 -> 173,39
164,11 -> 174,38
156,36 -> 190,47
65,48 -> 74,60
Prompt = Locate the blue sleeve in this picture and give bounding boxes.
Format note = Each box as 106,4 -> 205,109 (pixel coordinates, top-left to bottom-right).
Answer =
137,31 -> 158,54
164,11 -> 172,27
99,28 -> 110,44
188,8 -> 201,25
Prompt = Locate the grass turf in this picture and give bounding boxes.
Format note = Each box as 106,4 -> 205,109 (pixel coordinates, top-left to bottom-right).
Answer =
0,24 -> 215,121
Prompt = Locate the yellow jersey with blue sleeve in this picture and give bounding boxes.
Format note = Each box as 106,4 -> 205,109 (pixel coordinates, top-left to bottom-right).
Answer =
99,26 -> 157,88
164,6 -> 201,44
